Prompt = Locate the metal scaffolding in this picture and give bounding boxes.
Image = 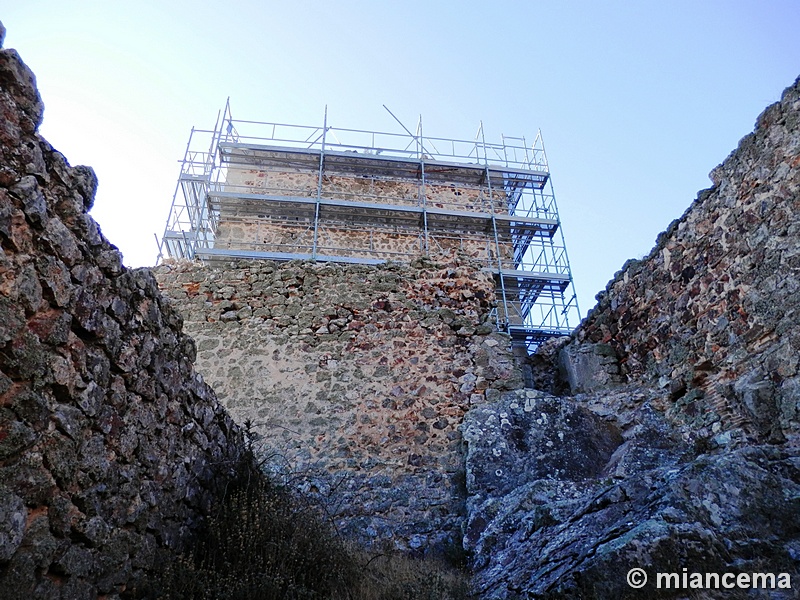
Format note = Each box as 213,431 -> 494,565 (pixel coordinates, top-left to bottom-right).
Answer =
158,101 -> 581,347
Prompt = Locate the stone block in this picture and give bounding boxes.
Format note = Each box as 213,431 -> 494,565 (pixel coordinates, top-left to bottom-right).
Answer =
0,490 -> 25,562
558,342 -> 622,394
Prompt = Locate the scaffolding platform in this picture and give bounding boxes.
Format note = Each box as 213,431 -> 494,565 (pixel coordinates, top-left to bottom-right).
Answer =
205,190 -> 560,237
219,142 -> 551,189
159,102 -> 581,347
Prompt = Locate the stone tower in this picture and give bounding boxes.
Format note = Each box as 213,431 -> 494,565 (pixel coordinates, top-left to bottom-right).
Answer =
160,103 -> 580,346
156,105 -> 580,551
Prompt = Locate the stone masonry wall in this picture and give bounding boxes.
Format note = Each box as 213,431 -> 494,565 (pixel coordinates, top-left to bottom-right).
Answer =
155,256 -> 523,552
569,78 -> 800,444
218,167 -> 514,263
226,168 -> 509,213
0,32 -> 247,599
216,217 -> 502,264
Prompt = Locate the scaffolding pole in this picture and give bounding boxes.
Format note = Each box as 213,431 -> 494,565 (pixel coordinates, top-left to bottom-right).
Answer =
312,106 -> 328,259
160,104 -> 582,347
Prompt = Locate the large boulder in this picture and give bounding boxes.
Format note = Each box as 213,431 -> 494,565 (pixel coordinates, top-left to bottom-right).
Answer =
463,388 -> 800,599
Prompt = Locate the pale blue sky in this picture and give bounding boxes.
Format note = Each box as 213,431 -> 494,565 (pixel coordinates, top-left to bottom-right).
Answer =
4,1 -> 799,317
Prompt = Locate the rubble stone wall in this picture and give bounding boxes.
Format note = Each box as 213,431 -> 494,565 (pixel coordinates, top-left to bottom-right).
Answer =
155,257 -> 523,551
226,168 -> 508,213
0,36 -> 247,599
217,167 -> 514,263
215,217 -> 503,264
571,78 -> 800,443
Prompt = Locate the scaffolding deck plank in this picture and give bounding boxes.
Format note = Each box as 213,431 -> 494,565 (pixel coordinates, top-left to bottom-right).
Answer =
179,174 -> 211,182
194,247 -> 570,290
196,247 -> 386,265
499,268 -> 570,283
507,325 -> 571,343
218,141 -> 549,189
209,190 -> 558,236
498,269 -> 571,298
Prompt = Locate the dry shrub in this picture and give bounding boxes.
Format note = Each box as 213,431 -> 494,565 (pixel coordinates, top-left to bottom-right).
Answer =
156,426 -> 474,600
159,475 -> 359,599
351,550 -> 474,600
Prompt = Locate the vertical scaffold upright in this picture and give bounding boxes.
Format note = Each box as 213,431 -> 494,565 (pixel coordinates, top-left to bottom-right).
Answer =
159,102 -> 581,348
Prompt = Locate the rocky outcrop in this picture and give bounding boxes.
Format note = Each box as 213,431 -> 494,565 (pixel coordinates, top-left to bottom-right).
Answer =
464,386 -> 800,598
155,257 -> 523,552
465,78 -> 800,598
0,29 -> 247,598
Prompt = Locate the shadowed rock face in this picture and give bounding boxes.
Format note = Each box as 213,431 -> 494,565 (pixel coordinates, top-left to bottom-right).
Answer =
466,78 -> 800,599
0,26 -> 247,598
465,387 -> 800,599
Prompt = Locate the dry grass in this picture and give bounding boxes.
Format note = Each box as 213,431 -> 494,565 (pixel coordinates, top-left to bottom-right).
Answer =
349,550 -> 474,600
158,475 -> 356,599
153,470 -> 474,599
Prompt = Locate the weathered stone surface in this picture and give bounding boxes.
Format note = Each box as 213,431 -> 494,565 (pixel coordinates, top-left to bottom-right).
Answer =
558,342 -> 623,394
465,385 -> 800,599
156,256 -> 524,551
466,77 -> 800,598
0,491 -> 25,562
463,390 -> 622,503
468,430 -> 800,598
571,76 -> 800,444
0,28 -> 247,598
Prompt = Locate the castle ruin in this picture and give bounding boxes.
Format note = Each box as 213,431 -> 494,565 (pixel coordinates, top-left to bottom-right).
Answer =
158,102 -> 580,345
3,21 -> 797,594
154,105 -> 581,550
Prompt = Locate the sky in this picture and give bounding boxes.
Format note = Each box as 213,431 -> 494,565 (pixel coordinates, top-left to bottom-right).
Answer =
3,1 -> 800,318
